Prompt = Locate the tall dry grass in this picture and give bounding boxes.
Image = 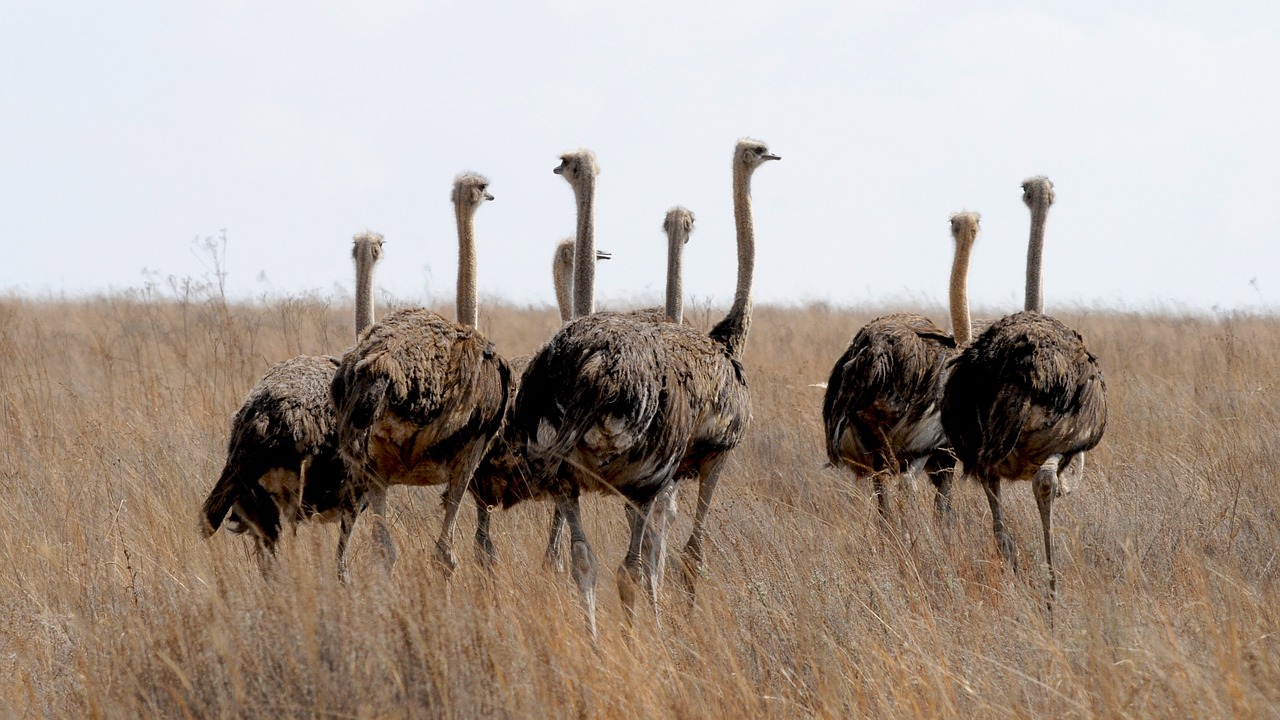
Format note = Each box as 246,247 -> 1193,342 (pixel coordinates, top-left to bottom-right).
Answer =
1,288 -> 1278,718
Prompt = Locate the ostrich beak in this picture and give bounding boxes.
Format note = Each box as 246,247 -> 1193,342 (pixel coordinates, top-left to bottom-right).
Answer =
595,250 -> 612,261
763,153 -> 781,161
484,191 -> 494,201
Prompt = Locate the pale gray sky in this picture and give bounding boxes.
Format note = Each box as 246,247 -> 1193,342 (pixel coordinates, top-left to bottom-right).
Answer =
4,1 -> 1277,314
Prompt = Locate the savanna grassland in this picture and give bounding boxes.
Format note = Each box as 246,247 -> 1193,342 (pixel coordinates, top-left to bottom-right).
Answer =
1,288 -> 1278,718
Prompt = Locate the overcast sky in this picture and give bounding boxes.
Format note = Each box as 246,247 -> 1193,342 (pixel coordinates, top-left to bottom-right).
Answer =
4,1 -> 1277,315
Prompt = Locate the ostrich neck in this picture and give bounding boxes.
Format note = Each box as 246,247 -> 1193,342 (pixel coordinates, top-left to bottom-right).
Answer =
455,202 -> 479,328
571,176 -> 597,318
665,227 -> 686,324
949,239 -> 974,346
711,164 -> 755,356
1024,202 -> 1048,314
554,252 -> 573,323
354,251 -> 376,338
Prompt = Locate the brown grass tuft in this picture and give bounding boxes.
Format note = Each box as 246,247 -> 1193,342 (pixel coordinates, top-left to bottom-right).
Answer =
1,292 -> 1278,717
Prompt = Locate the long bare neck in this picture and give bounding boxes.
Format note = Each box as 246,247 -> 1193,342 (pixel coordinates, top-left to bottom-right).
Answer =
455,202 -> 479,328
949,238 -> 974,346
1025,198 -> 1048,314
354,249 -> 377,337
572,175 -> 597,318
554,247 -> 573,323
665,227 -> 686,324
710,164 -> 755,356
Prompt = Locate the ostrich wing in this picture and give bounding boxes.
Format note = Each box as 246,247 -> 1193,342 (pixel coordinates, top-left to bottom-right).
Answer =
823,314 -> 955,469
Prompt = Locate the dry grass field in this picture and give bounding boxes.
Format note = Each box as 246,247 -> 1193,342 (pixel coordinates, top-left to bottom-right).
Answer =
2,287 -> 1278,718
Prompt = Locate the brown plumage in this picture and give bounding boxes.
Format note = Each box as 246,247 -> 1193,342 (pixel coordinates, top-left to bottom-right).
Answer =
330,173 -> 510,577
940,176 -> 1107,615
508,141 -> 777,636
510,312 -> 717,634
822,212 -> 979,519
200,232 -> 384,565
469,239 -> 609,566
540,207 -> 695,572
823,314 -> 957,514
940,312 -> 1106,605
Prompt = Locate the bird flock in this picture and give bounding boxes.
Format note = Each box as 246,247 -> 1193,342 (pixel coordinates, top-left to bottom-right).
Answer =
201,139 -> 1107,635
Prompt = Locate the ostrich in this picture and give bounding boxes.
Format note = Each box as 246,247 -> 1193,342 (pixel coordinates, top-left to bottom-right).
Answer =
822,212 -> 979,519
621,207 -> 695,325
553,238 -> 613,323
469,237 -> 610,566
469,153 -> 614,569
330,173 -> 511,577
1022,178 -> 1088,494
541,206 -> 695,572
940,176 -> 1107,612
200,232 -> 384,565
657,207 -> 694,325
508,140 -> 777,635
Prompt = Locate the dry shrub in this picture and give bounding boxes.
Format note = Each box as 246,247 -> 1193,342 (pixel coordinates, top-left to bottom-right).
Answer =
1,291 -> 1278,718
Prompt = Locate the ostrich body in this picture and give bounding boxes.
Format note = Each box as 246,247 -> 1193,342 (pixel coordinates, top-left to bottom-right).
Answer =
469,238 -> 610,566
940,176 -> 1107,611
200,233 -> 384,562
330,174 -> 510,576
508,141 -> 777,635
540,206 -> 695,572
822,212 -> 979,518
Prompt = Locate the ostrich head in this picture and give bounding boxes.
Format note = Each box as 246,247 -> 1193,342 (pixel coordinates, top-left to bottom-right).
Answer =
554,238 -> 575,271
734,138 -> 781,172
554,238 -> 612,269
1022,176 -> 1055,209
553,150 -> 599,188
452,173 -> 494,208
949,212 -> 980,247
352,231 -> 385,263
662,207 -> 695,242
